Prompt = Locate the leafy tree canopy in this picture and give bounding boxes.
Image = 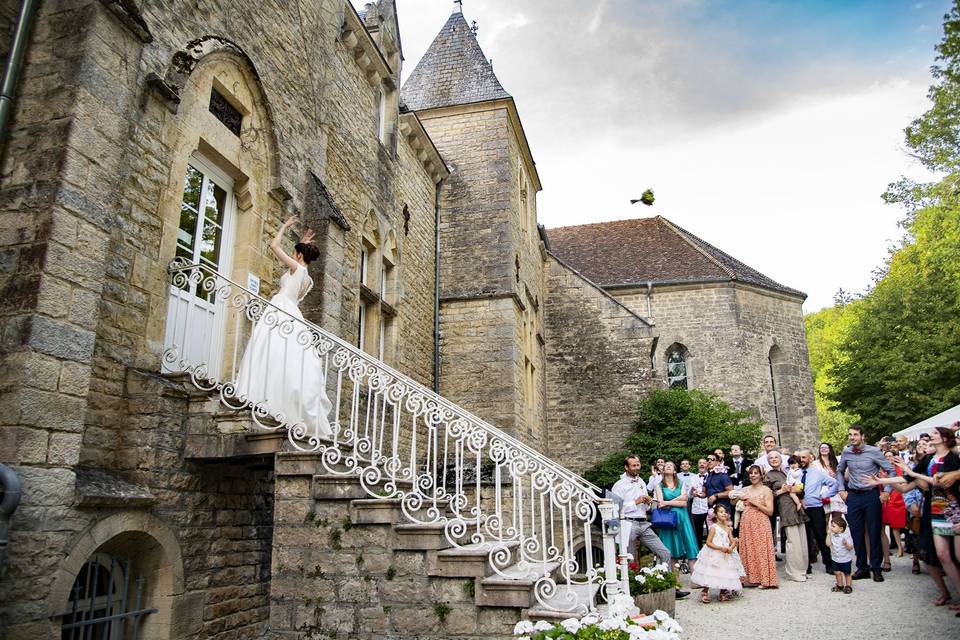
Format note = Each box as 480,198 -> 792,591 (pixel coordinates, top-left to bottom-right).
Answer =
813,2 -> 960,442
584,389 -> 764,490
805,305 -> 860,448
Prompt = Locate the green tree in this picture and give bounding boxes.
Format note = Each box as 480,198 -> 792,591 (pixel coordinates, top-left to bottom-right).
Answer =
825,2 -> 960,441
805,305 -> 860,448
583,389 -> 764,489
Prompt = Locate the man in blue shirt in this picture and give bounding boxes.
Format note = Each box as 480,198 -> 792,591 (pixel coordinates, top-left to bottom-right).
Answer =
798,448 -> 838,574
836,424 -> 894,581
704,454 -> 734,515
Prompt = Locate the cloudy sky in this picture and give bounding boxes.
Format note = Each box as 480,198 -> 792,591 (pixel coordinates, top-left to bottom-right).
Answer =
383,0 -> 949,311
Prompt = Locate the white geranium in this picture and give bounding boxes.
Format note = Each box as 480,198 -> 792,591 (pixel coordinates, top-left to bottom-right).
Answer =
598,617 -> 623,631
635,574 -> 646,584
653,610 -> 669,622
533,620 -> 554,632
560,618 -> 582,634
628,626 -> 651,639
607,593 -> 638,618
513,620 -> 534,635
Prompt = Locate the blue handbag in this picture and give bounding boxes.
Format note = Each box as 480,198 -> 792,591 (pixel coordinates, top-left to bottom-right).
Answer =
651,507 -> 677,529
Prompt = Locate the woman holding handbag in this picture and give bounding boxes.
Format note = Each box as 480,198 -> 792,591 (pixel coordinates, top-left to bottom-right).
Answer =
654,462 -> 699,577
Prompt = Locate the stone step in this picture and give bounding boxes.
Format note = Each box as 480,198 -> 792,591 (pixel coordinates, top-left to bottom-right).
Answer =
524,582 -> 601,621
391,522 -> 461,550
313,474 -> 372,500
312,473 -> 414,499
350,498 -> 402,524
476,560 -> 562,608
350,497 -> 452,525
185,430 -> 287,460
427,540 -> 521,578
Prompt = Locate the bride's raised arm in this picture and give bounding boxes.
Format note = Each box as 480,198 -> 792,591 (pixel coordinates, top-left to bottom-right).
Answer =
271,216 -> 302,272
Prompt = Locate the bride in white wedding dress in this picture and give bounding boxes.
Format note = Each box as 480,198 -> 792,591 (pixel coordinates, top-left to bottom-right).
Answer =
234,216 -> 333,439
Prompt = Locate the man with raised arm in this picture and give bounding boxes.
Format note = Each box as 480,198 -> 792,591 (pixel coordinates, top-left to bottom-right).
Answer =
612,454 -> 690,599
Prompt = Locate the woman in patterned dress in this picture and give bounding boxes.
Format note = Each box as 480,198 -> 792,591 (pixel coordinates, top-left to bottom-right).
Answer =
737,465 -> 779,588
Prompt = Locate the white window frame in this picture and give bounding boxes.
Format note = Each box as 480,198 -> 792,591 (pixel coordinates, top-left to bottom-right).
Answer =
163,153 -> 236,376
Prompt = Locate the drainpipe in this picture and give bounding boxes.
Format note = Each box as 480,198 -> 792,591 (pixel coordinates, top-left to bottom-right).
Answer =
432,177 -> 444,393
0,464 -> 22,575
0,0 -> 40,156
645,281 -> 653,318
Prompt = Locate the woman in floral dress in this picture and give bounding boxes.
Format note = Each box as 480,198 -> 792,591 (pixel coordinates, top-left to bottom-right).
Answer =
737,465 -> 779,588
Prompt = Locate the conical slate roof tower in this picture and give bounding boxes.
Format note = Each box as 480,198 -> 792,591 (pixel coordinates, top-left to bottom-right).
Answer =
399,3 -> 546,445
401,5 -> 511,111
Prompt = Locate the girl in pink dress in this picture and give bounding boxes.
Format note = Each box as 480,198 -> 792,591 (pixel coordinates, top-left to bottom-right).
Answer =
690,504 -> 744,603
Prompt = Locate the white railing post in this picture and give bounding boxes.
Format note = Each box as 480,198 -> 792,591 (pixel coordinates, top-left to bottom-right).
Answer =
598,499 -> 625,601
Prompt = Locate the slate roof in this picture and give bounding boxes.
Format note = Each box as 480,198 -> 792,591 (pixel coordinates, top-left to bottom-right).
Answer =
546,216 -> 805,298
400,9 -> 511,111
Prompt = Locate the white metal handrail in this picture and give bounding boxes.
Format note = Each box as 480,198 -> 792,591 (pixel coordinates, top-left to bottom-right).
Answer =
163,260 -> 615,612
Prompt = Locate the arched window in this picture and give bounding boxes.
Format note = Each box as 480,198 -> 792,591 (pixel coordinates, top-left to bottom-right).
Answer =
665,343 -> 689,389
61,552 -> 156,638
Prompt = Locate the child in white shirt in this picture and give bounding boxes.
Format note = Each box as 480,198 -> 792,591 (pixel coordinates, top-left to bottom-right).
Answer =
829,513 -> 855,593
784,455 -> 805,512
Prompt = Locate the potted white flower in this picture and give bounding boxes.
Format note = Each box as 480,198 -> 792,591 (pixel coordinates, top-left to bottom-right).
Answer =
513,594 -> 682,640
628,562 -> 678,617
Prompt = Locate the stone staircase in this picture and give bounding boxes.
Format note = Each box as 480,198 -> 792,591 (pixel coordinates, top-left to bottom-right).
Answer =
179,392 -> 601,637
163,263 -> 614,638
266,450 -> 599,638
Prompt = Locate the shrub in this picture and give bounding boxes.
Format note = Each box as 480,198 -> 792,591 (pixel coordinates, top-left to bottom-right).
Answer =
584,388 -> 764,489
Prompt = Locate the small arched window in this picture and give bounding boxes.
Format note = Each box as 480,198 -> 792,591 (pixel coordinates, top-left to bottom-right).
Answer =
61,552 -> 156,638
665,343 -> 688,389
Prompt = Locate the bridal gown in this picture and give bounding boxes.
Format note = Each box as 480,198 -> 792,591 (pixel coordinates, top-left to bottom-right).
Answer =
234,263 -> 333,439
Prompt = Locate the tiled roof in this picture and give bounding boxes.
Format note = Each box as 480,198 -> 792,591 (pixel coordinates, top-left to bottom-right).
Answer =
546,216 -> 805,298
400,9 -> 510,111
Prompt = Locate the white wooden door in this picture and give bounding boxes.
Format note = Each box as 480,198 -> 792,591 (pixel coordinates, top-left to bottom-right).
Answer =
163,156 -> 235,376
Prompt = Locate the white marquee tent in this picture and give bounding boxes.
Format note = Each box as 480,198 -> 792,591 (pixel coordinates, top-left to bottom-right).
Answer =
893,404 -> 960,441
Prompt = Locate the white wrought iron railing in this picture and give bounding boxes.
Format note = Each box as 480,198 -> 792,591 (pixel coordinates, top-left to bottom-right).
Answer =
163,260 -> 621,613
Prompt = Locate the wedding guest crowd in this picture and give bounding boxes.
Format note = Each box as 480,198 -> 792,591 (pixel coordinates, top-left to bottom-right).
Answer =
610,422 -> 960,613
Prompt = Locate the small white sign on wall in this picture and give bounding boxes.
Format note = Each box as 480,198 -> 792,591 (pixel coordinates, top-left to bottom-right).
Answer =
247,273 -> 260,296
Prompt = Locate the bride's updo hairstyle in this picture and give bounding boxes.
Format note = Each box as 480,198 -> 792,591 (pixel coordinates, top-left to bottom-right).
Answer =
295,242 -> 320,264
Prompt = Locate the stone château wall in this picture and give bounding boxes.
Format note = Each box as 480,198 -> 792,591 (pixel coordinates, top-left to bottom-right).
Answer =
613,282 -> 817,449
0,0 -> 440,636
543,257 -> 661,475
421,102 -> 547,448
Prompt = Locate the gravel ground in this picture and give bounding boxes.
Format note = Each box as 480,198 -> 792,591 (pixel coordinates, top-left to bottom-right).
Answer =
674,553 -> 957,638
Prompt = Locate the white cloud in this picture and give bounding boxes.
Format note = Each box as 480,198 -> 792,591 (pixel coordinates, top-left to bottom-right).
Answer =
390,0 -> 937,312
536,79 -> 933,311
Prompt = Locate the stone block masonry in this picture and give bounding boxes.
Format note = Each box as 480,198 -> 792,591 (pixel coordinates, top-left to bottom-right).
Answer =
0,0 -> 440,637
543,256 -> 661,475
270,456 -> 524,639
613,282 -> 818,449
421,101 -> 548,449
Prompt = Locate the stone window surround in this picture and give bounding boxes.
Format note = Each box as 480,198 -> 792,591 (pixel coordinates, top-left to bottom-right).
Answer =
358,211 -> 399,362
47,512 -> 187,639
149,49 -> 283,377
665,342 -> 691,390
768,341 -> 788,445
